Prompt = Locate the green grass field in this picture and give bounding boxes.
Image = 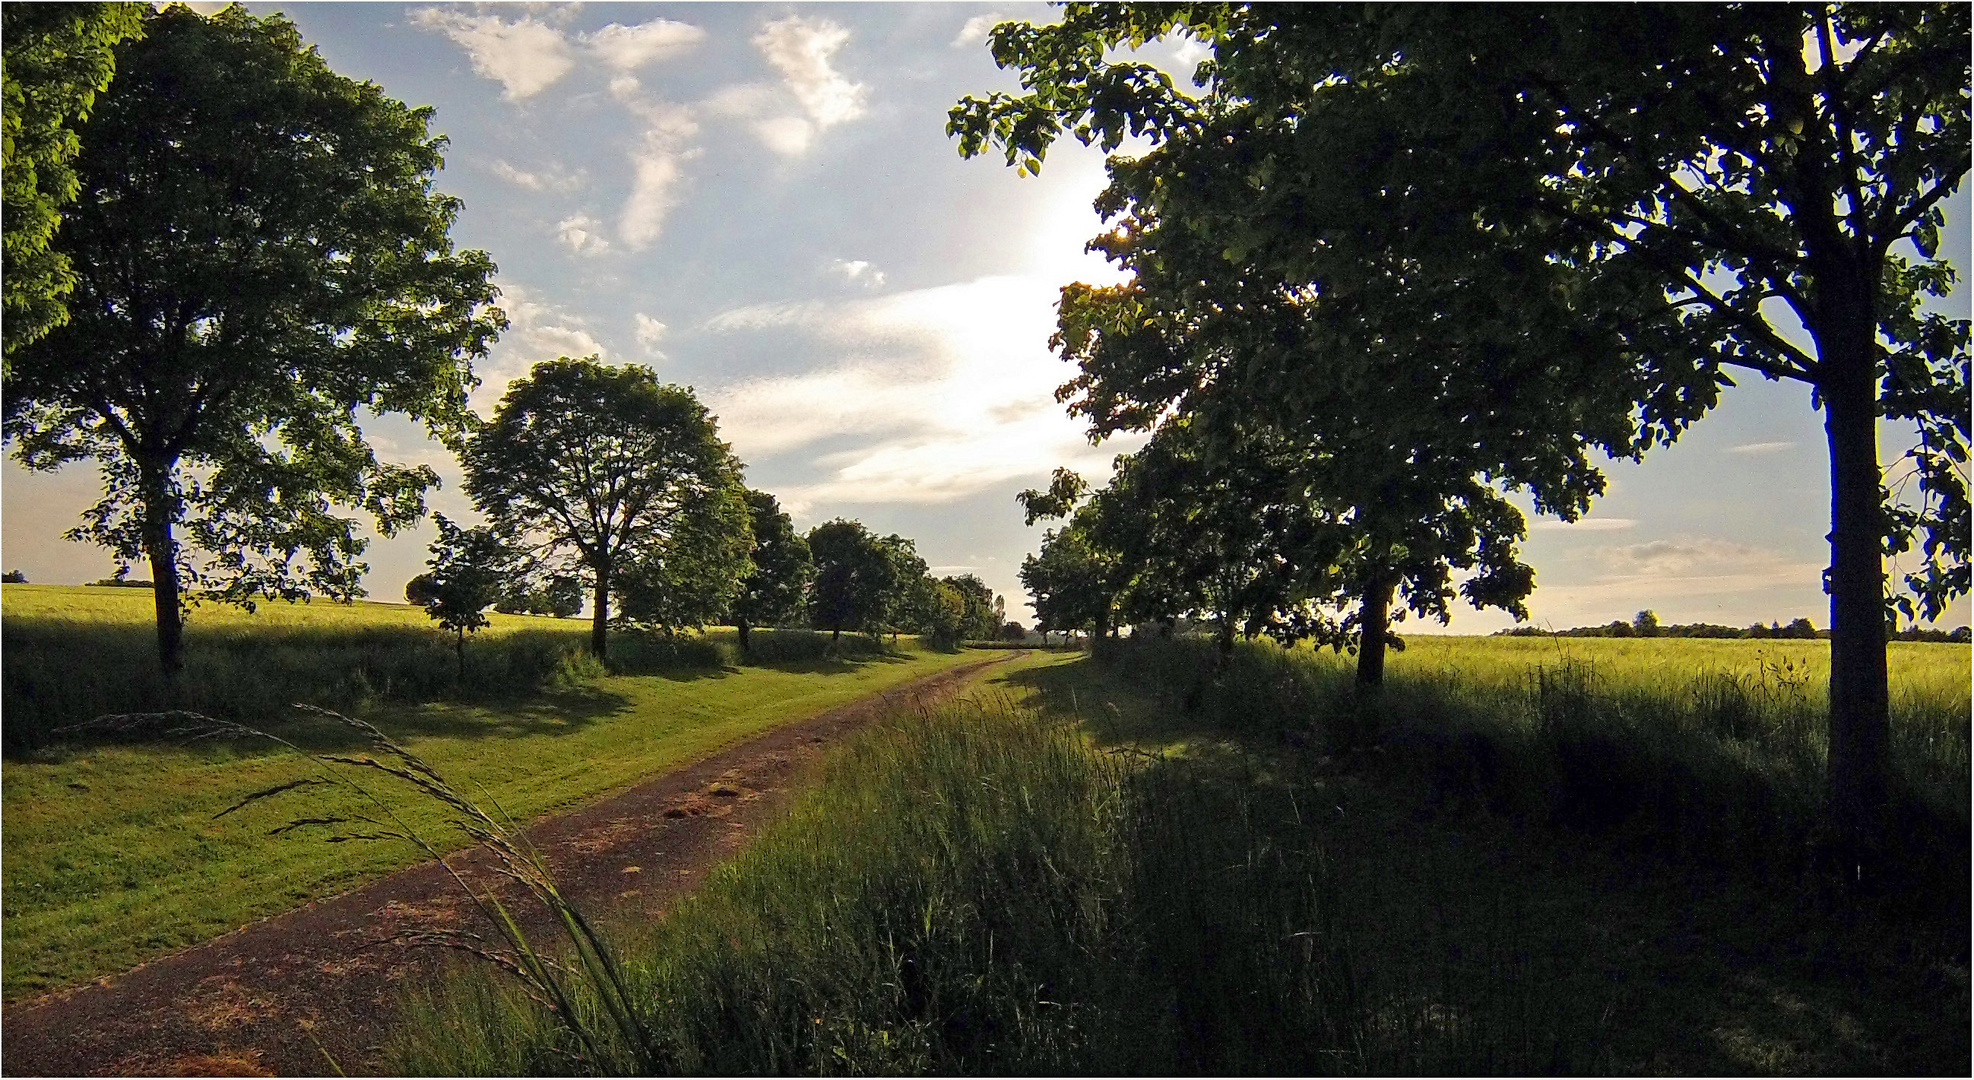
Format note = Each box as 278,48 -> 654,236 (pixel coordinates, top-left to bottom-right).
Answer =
394,638 -> 1969,1075
0,585 -> 990,999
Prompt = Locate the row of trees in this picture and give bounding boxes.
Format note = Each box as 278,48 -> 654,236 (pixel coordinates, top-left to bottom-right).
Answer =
0,7 -> 1003,682
961,4 -> 1968,861
403,361 -> 1007,661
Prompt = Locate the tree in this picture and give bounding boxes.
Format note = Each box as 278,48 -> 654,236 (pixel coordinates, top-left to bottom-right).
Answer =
5,6 -> 502,680
954,2 -> 1970,860
1019,524 -> 1114,644
2,571 -> 27,584
731,489 -> 812,653
462,357 -> 745,661
495,575 -> 584,618
416,513 -> 519,679
922,579 -> 970,649
614,477 -> 752,636
404,572 -> 439,607
1633,610 -> 1662,638
806,519 -> 898,644
876,533 -> 932,642
942,573 -> 1002,641
1001,620 -> 1027,642
2,2 -> 145,360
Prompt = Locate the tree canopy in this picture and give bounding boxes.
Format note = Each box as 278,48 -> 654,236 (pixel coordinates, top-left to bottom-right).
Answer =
731,489 -> 813,652
462,356 -> 745,660
416,513 -> 521,677
4,5 -> 503,677
1,1 -> 145,360
956,2 -> 1970,856
806,519 -> 900,642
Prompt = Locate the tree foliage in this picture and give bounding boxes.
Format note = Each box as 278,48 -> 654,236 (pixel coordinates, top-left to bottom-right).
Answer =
4,6 -> 503,678
417,513 -> 520,676
462,356 -> 746,659
614,478 -> 753,636
731,489 -> 812,651
806,519 -> 899,641
957,2 -> 1970,850
1,1 -> 145,359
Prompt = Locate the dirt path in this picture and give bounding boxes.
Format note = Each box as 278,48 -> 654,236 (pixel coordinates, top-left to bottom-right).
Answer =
1,652 -> 1023,1077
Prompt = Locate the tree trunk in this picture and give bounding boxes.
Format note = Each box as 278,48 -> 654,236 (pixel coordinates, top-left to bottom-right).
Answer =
831,627 -> 841,646
1820,336 -> 1890,871
140,461 -> 185,683
456,626 -> 466,681
1355,574 -> 1397,687
1216,612 -> 1235,665
590,559 -> 610,660
737,617 -> 751,654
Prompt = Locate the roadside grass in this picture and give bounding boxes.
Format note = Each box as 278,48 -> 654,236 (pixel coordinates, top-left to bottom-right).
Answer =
389,640 -> 1966,1075
2,584 -> 887,753
0,584 -> 984,999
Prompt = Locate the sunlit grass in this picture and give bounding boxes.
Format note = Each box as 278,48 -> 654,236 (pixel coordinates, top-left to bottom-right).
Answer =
0,584 -> 993,999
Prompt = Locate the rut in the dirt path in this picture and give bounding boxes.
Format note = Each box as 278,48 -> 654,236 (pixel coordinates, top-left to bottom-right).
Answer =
0,653 -> 1023,1078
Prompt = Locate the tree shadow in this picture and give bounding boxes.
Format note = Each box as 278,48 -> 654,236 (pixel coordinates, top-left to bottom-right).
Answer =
998,656 -> 1225,757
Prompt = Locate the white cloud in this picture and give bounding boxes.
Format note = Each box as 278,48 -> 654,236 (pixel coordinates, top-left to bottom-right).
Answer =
699,300 -> 829,334
951,13 -> 1008,49
582,19 -> 705,71
1522,536 -> 1828,624
1530,517 -> 1637,532
1598,538 -> 1786,577
742,15 -> 868,156
704,275 -> 1141,506
1729,441 -> 1798,455
602,80 -> 701,250
621,133 -> 695,249
489,159 -> 586,192
410,9 -> 574,100
753,116 -> 815,156
633,313 -> 668,357
555,214 -> 611,256
476,280 -> 605,406
829,259 -> 886,287
413,12 -> 704,98
701,83 -> 780,118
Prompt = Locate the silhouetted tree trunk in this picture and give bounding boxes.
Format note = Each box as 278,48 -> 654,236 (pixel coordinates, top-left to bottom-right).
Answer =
737,617 -> 752,654
590,558 -> 610,659
1819,307 -> 1890,870
456,626 -> 466,681
140,459 -> 185,683
1355,573 -> 1397,687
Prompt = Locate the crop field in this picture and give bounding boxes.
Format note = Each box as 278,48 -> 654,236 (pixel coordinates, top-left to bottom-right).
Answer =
0,585 -> 987,999
396,639 -> 1970,1075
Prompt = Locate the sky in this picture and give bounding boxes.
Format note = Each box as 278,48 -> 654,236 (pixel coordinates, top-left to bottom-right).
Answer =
2,2 -> 1968,634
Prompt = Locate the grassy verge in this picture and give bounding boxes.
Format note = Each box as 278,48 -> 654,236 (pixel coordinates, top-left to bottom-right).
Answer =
2,584 -> 891,753
1,587 -> 988,999
391,640 -> 1967,1075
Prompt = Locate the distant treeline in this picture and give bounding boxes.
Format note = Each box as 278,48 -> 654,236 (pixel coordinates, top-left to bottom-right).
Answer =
1495,610 -> 1970,643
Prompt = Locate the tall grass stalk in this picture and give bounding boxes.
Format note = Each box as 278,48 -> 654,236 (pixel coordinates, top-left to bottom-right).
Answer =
64,705 -> 668,1074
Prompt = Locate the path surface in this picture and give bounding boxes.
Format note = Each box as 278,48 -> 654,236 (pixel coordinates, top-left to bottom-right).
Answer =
1,653 -> 1021,1077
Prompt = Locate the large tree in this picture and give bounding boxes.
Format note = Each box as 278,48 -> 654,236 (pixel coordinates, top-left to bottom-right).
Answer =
954,2 -> 1970,860
806,519 -> 898,644
731,489 -> 812,653
1,1 -> 145,360
4,6 -> 502,679
462,356 -> 745,660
